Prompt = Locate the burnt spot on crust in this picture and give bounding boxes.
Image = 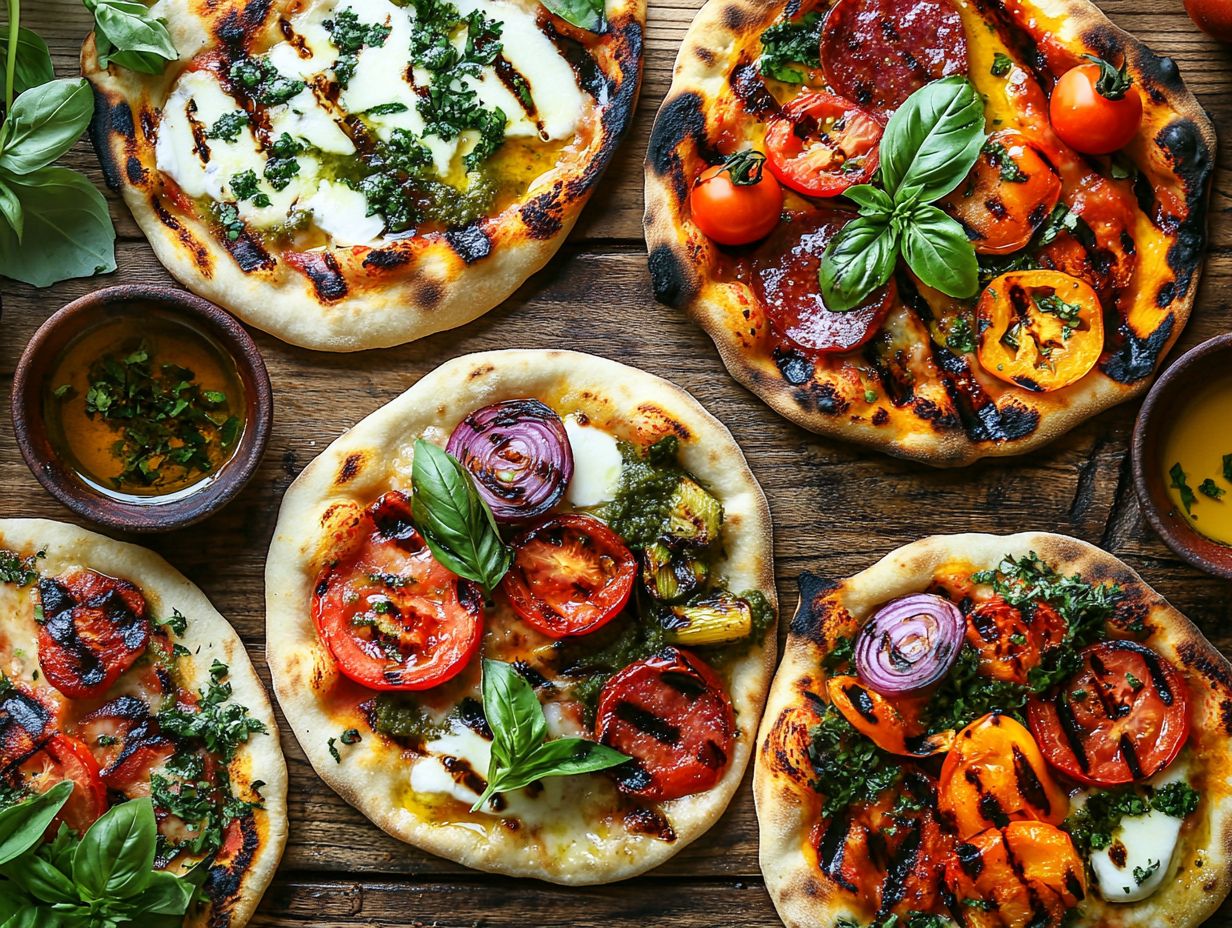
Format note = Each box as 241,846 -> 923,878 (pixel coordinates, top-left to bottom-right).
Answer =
911,397 -> 961,432
813,383 -> 848,415
623,806 -> 677,842
1101,313 -> 1174,383
790,571 -> 839,640
362,247 -> 411,270
204,813 -> 260,928
695,46 -> 716,66
646,92 -> 713,205
1221,700 -> 1232,736
469,363 -> 495,380
773,347 -> 814,386
1175,640 -> 1232,696
648,243 -> 696,308
151,197 -> 213,275
636,404 -> 691,440
521,183 -> 565,240
88,91 -> 135,192
125,156 -> 146,186
1156,118 -> 1214,297
336,452 -> 364,486
445,222 -> 493,264
416,279 -> 444,310
933,344 -> 1038,443
730,61 -> 781,119
214,0 -> 274,54
288,251 -> 346,300
227,232 -> 278,274
721,0 -> 756,32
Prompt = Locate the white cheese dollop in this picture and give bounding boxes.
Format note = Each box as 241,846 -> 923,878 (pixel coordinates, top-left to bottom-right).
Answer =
562,415 -> 623,508
303,180 -> 385,246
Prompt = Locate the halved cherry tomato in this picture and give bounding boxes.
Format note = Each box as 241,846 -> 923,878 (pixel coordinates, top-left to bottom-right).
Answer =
38,570 -> 151,699
975,270 -> 1104,392
11,734 -> 108,835
825,675 -> 951,757
939,713 -> 1068,840
763,92 -> 884,198
945,821 -> 1086,928
313,491 -> 483,691
965,597 -> 1068,685
502,513 -> 636,639
942,131 -> 1062,255
595,647 -> 734,802
689,150 -> 784,246
1027,640 -> 1190,786
1049,57 -> 1143,155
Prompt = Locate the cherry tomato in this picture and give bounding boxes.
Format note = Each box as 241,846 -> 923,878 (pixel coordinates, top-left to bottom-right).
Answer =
1050,57 -> 1143,155
689,150 -> 784,246
752,211 -> 896,354
945,821 -> 1086,928
825,675 -> 951,757
502,513 -> 637,639
38,570 -> 151,700
1184,0 -> 1232,41
965,597 -> 1067,685
975,270 -> 1104,392
1027,640 -> 1190,786
939,713 -> 1069,840
313,491 -> 483,691
942,130 -> 1062,254
763,92 -> 884,198
10,734 -> 108,835
595,647 -> 734,802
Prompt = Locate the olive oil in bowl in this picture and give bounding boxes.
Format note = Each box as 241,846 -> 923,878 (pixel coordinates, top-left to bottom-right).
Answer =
1161,376 -> 1232,546
44,310 -> 247,504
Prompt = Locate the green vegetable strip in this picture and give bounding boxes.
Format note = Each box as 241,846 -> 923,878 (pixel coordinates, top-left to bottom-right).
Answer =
4,0 -> 19,116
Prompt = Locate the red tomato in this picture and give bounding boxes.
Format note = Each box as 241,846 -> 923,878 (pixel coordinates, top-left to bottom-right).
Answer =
764,92 -> 885,197
1049,58 -> 1143,155
1027,640 -> 1190,786
0,686 -> 54,769
965,597 -> 1068,685
38,570 -> 151,699
313,491 -> 483,691
1184,0 -> 1232,41
78,697 -> 175,795
595,647 -> 734,802
502,514 -> 637,638
14,734 -> 108,835
689,150 -> 784,246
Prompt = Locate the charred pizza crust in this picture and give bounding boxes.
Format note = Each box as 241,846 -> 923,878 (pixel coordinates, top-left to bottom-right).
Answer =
643,0 -> 1215,465
264,349 -> 776,883
754,532 -> 1232,928
83,0 -> 643,352
0,519 -> 287,928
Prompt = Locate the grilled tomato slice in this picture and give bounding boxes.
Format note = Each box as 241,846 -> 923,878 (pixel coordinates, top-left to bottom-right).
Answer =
964,597 -> 1067,685
7,734 -> 108,835
763,92 -> 884,197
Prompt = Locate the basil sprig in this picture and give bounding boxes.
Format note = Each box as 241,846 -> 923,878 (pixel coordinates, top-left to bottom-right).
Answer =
818,76 -> 986,312
410,440 -> 512,595
540,0 -> 604,32
0,783 -> 203,926
473,659 -> 628,811
85,0 -> 178,75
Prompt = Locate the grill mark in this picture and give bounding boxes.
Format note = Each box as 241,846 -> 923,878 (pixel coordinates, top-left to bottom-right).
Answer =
623,806 -> 677,842
512,660 -> 551,690
1119,733 -> 1144,779
956,841 -> 983,877
614,702 -> 680,745
878,818 -> 922,914
661,669 -> 707,699
1001,828 -> 1053,926
817,812 -> 859,892
457,697 -> 493,739
843,684 -> 879,725
1055,692 -> 1091,773
1138,644 -> 1176,705
1010,744 -> 1051,816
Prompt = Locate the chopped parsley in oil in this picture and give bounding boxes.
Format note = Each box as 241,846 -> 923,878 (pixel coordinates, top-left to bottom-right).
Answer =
206,111 -> 249,142
1199,478 -> 1225,500
228,56 -> 305,105
1170,462 -> 1198,515
325,7 -> 393,88
809,705 -> 901,817
758,12 -> 823,83
0,548 -> 43,586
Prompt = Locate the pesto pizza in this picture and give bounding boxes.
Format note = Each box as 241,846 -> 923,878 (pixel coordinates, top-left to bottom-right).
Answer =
644,0 -> 1215,465
265,350 -> 777,883
84,0 -> 642,351
755,533 -> 1232,928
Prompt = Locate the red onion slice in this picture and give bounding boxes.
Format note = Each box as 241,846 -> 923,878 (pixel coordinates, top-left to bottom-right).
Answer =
854,593 -> 964,695
446,399 -> 574,523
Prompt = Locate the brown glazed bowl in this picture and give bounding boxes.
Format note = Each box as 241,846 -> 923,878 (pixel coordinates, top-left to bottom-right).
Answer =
1131,333 -> 1232,580
11,285 -> 272,533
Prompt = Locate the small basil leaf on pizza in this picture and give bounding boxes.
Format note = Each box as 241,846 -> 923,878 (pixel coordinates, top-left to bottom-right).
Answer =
817,214 -> 898,313
879,75 -> 986,201
0,78 -> 94,175
901,203 -> 979,298
71,798 -> 157,900
541,0 -> 605,32
410,440 -> 512,595
84,0 -> 178,74
843,183 -> 893,216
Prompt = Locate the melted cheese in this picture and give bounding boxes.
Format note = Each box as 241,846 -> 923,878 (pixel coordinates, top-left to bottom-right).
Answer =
563,415 -> 623,508
303,180 -> 385,245
268,87 -> 355,155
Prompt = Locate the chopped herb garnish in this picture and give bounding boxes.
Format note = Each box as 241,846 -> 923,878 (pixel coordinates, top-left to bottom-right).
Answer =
365,102 -> 410,116
1035,292 -> 1082,337
230,169 -> 271,208
160,608 -> 189,636
1223,453 -> 1232,483
0,548 -> 44,587
1170,462 -> 1197,516
982,140 -> 1028,182
757,12 -> 823,83
1133,860 -> 1161,886
1065,781 -> 1200,856
215,202 -> 245,241
1126,672 -> 1143,691
265,133 -> 306,191
206,111 -> 250,142
157,661 -> 268,762
327,737 -> 341,763
1199,478 -> 1225,500
340,728 -> 362,745
229,56 -> 305,105
809,705 -> 901,817
990,51 -> 1013,76
946,315 -> 977,354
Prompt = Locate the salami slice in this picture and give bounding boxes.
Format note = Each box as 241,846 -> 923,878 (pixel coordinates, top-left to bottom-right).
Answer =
820,0 -> 970,112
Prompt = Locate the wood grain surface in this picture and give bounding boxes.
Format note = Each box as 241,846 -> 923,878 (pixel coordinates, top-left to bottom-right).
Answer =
2,0 -> 1231,924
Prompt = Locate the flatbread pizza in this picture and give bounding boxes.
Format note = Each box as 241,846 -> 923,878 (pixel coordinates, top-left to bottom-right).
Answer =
0,519 -> 287,928
265,349 -> 776,883
755,532 -> 1232,928
84,0 -> 643,351
644,0 -> 1215,465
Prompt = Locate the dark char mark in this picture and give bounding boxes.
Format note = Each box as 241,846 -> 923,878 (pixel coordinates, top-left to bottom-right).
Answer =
297,251 -> 348,300
457,697 -> 494,740
790,571 -> 839,640
512,660 -> 551,690
1055,692 -> 1091,774
363,247 -> 411,270
445,223 -> 492,264
1010,744 -> 1051,816
773,347 -> 814,386
817,811 -> 859,892
226,233 -> 277,274
614,702 -> 681,745
843,684 -> 878,725
204,813 -> 261,928
878,818 -> 922,915
623,807 -> 677,842
88,90 -> 134,192
646,92 -> 710,201
648,243 -> 695,308
1156,118 -> 1213,297
1101,312 -> 1175,384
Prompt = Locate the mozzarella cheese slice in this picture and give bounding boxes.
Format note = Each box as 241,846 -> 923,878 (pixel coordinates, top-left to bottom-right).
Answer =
268,88 -> 355,155
563,415 -> 624,508
303,180 -> 385,246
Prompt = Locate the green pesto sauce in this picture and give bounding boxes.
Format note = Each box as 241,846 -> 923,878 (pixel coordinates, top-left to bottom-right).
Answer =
373,695 -> 450,741
566,613 -> 670,722
603,436 -> 691,551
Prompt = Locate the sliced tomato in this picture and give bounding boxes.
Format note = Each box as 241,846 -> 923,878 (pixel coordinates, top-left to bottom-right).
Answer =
964,597 -> 1068,686
942,131 -> 1062,255
753,211 -> 896,354
1027,640 -> 1190,786
78,697 -> 175,796
764,92 -> 885,198
1036,174 -> 1137,304
975,270 -> 1104,392
939,713 -> 1069,841
945,821 -> 1086,928
825,675 -> 951,757
11,734 -> 108,835
38,570 -> 151,699
595,647 -> 734,802
501,514 -> 636,639
313,491 -> 483,691
0,685 -> 54,769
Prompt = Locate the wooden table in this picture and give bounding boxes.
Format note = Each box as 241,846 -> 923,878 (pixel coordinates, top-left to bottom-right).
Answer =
4,0 -> 1231,924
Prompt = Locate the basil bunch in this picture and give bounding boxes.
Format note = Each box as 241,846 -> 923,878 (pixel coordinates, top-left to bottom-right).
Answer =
0,782 -> 202,928
472,659 -> 628,811
85,0 -> 177,75
819,76 -> 986,312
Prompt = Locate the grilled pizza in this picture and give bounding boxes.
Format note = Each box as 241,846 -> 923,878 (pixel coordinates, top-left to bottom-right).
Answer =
265,349 -> 776,883
84,0 -> 643,351
0,519 -> 287,928
755,533 -> 1232,928
644,0 -> 1215,465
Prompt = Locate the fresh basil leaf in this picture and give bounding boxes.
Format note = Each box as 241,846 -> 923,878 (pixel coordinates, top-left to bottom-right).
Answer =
0,780 -> 72,865
0,78 -> 94,175
0,165 -> 117,286
72,798 -> 157,900
520,738 -> 628,780
0,177 -> 23,241
901,203 -> 979,299
480,658 -> 547,768
0,854 -> 77,904
540,0 -> 604,31
817,215 -> 899,313
0,908 -> 43,928
843,183 -> 893,218
130,870 -> 195,915
410,440 -> 512,594
879,75 -> 985,202
0,28 -> 55,96
85,0 -> 177,73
